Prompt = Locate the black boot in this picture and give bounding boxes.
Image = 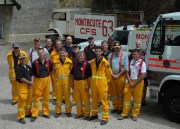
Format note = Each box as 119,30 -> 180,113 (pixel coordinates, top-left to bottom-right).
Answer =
18,118 -> 26,124
100,120 -> 108,125
88,115 -> 98,121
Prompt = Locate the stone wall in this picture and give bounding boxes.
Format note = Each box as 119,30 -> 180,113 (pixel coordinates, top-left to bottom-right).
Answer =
10,0 -> 58,34
2,0 -> 93,43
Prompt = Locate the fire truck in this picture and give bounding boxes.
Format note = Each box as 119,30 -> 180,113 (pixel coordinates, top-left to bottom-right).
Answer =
110,25 -> 151,52
145,12 -> 180,123
46,8 -> 116,43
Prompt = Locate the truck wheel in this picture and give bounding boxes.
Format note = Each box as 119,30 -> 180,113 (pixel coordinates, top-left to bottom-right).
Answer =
163,86 -> 180,123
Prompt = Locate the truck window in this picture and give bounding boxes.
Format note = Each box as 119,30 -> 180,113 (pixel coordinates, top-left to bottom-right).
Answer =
165,20 -> 180,46
53,12 -> 66,21
151,20 -> 180,54
151,21 -> 163,55
112,31 -> 129,45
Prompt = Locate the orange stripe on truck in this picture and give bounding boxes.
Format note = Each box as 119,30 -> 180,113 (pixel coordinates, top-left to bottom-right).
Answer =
148,58 -> 177,63
148,64 -> 180,70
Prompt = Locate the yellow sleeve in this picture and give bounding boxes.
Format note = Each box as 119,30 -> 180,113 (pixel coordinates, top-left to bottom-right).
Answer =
105,62 -> 112,82
21,50 -> 29,64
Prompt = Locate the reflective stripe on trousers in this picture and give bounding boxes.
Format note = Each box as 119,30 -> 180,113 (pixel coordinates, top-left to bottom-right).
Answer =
121,80 -> 144,117
74,80 -> 90,116
111,74 -> 126,110
92,76 -> 106,79
56,74 -> 69,78
31,76 -> 50,117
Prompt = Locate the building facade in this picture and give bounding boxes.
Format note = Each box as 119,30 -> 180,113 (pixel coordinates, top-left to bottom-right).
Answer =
0,0 -> 59,43
0,0 -> 92,44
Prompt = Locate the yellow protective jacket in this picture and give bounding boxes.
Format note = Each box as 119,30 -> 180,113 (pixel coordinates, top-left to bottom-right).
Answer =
51,50 -> 69,64
53,57 -> 72,78
90,57 -> 112,83
50,50 -> 59,63
7,50 -> 28,80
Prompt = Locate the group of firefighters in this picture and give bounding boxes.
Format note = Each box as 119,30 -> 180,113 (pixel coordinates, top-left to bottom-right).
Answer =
6,35 -> 147,125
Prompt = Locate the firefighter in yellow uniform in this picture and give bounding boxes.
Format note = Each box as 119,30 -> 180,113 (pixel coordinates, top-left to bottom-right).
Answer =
15,54 -> 33,124
108,42 -> 128,114
118,49 -> 146,121
70,51 -> 91,120
30,48 -> 53,122
101,40 -> 112,100
53,47 -> 73,118
7,43 -> 28,105
50,39 -> 62,104
88,46 -> 112,125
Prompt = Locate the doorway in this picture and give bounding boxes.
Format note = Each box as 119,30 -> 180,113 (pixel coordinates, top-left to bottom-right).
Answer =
0,7 -> 3,39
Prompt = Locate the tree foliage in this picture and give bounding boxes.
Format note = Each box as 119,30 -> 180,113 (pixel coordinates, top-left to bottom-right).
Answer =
92,0 -> 179,21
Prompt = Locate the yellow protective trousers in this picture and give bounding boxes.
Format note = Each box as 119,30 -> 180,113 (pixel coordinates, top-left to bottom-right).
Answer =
121,80 -> 144,117
7,50 -> 28,102
111,74 -> 126,110
10,80 -> 18,103
108,82 -> 111,100
55,77 -> 71,113
31,76 -> 50,117
74,80 -> 90,116
91,76 -> 109,121
17,83 -> 33,120
50,71 -> 57,99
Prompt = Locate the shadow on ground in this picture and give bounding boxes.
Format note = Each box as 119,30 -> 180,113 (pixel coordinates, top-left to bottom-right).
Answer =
0,99 -> 12,105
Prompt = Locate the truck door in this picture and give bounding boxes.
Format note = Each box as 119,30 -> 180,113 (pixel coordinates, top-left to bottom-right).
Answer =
67,11 -> 75,36
148,19 -> 180,84
53,12 -> 67,35
0,7 -> 3,39
164,20 -> 180,66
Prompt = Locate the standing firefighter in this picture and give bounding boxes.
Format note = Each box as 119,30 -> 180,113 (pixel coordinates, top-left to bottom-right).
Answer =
50,39 -> 62,104
108,42 -> 128,114
108,36 -> 115,52
7,43 -> 28,105
84,35 -> 96,61
128,40 -> 148,106
30,48 -> 53,122
88,46 -> 112,125
63,36 -> 73,57
118,49 -> 146,121
53,48 -> 73,118
29,38 -> 50,64
15,54 -> 33,124
101,40 -> 112,100
70,52 -> 91,120
44,38 -> 54,55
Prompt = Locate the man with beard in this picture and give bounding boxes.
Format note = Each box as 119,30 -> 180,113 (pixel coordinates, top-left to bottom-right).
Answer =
53,48 -> 73,118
